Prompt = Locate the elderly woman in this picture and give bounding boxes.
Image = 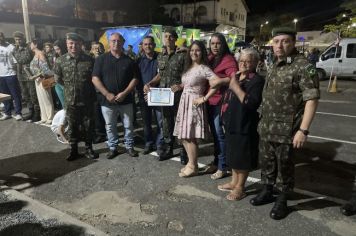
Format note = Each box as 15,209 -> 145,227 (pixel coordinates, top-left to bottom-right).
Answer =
210,48 -> 265,200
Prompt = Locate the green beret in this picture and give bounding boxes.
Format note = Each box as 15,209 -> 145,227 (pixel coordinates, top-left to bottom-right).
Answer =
164,28 -> 178,39
13,31 -> 24,38
66,32 -> 84,42
271,27 -> 296,38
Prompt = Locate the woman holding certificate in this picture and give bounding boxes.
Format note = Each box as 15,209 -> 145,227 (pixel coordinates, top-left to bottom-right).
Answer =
173,40 -> 220,177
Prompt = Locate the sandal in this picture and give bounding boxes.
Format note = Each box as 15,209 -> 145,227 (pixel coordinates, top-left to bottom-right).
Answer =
179,165 -> 198,178
217,183 -> 235,192
226,188 -> 246,201
210,170 -> 228,180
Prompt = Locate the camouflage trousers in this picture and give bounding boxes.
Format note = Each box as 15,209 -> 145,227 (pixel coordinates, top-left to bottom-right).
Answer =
161,92 -> 181,149
260,140 -> 295,191
66,104 -> 94,145
18,79 -> 40,114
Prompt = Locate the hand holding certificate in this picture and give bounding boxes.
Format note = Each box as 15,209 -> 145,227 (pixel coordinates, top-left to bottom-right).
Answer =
147,88 -> 174,106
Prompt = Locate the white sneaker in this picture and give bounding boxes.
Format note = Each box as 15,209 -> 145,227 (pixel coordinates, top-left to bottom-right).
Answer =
12,114 -> 23,121
0,114 -> 11,121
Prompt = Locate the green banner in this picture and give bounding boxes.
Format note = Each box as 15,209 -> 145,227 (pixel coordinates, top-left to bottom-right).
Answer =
185,29 -> 201,46
151,25 -> 163,49
176,26 -> 183,38
226,34 -> 238,51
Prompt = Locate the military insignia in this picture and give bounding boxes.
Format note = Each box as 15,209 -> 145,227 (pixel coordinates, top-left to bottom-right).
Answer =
287,57 -> 292,64
306,64 -> 317,76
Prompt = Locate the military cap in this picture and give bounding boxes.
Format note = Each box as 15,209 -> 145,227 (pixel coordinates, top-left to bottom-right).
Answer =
44,42 -> 53,47
271,27 -> 296,38
66,32 -> 84,42
164,28 -> 178,39
13,31 -> 25,38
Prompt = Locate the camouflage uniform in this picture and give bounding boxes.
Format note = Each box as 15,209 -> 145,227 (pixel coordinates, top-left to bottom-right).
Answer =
157,49 -> 185,151
45,51 -> 56,70
12,45 -> 40,117
258,52 -> 320,191
53,52 -> 96,145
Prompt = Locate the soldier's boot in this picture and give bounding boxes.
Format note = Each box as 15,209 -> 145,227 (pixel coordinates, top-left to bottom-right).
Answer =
250,184 -> 275,206
66,143 -> 80,161
270,191 -> 289,220
180,148 -> 188,165
158,145 -> 173,161
84,143 -> 99,160
340,191 -> 356,216
32,109 -> 41,122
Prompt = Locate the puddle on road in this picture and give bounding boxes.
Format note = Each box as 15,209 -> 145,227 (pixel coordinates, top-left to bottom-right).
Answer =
60,191 -> 157,224
170,185 -> 221,201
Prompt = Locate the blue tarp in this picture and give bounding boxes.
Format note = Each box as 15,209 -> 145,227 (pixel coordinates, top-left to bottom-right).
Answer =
105,27 -> 151,54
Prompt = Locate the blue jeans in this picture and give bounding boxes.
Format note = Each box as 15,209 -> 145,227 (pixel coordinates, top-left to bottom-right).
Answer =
0,75 -> 22,115
139,98 -> 164,149
207,104 -> 226,171
101,104 -> 134,150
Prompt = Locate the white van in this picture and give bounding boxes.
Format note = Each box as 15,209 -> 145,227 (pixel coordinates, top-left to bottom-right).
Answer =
316,38 -> 356,79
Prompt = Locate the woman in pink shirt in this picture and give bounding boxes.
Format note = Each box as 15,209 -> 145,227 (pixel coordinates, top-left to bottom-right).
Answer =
204,33 -> 238,180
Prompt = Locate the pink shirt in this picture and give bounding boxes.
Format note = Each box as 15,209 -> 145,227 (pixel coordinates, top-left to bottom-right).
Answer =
208,54 -> 238,105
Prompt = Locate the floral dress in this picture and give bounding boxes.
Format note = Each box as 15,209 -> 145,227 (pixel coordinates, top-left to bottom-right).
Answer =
173,64 -> 216,139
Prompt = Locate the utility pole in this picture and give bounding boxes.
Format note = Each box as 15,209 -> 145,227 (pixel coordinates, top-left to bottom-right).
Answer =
21,0 -> 31,42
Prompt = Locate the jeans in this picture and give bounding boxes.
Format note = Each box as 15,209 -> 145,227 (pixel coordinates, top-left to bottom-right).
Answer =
207,104 -> 226,171
139,98 -> 164,149
101,103 -> 134,150
0,75 -> 22,115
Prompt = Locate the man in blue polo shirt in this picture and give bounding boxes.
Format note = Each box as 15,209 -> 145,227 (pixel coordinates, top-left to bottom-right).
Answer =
137,36 -> 164,155
92,32 -> 139,159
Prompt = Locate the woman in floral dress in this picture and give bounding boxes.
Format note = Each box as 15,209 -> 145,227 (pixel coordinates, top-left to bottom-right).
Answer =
173,40 -> 222,177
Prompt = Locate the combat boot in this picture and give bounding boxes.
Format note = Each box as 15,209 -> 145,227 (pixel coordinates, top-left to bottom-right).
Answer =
340,193 -> 356,216
66,143 -> 80,161
270,192 -> 289,220
250,184 -> 275,206
158,145 -> 173,161
180,148 -> 188,165
84,144 -> 99,160
22,107 -> 33,121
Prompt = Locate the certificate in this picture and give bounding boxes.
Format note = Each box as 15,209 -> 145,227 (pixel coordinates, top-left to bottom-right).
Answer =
147,88 -> 174,106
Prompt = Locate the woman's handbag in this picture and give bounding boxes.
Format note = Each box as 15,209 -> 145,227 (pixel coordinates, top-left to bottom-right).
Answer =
41,76 -> 56,89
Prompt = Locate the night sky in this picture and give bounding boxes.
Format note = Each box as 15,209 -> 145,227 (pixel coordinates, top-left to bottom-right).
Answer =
245,0 -> 345,30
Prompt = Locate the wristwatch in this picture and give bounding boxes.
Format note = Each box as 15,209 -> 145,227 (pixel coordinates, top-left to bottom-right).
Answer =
298,128 -> 309,136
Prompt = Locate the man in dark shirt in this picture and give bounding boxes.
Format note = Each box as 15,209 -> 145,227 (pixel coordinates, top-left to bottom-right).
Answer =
92,32 -> 139,159
137,36 -> 164,155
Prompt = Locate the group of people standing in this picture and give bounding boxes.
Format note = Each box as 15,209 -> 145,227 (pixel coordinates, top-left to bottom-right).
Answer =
1,25 -> 355,219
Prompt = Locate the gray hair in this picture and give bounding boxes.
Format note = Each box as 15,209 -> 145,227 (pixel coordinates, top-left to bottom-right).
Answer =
239,48 -> 260,65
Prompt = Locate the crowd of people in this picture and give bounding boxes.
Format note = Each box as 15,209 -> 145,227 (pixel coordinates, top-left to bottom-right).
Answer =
0,26 -> 355,220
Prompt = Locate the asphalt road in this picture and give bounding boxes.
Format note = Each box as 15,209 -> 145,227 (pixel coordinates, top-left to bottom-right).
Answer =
0,79 -> 356,236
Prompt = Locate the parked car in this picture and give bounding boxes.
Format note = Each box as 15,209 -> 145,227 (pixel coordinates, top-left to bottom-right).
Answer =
316,38 -> 356,79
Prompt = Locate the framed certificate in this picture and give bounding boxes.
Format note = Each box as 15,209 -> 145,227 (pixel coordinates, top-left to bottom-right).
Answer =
0,93 -> 11,102
147,88 -> 174,106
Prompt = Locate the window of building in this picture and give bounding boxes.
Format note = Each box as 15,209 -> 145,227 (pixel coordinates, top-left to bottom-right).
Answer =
229,12 -> 235,22
171,8 -> 180,22
113,11 -> 123,24
221,8 -> 223,16
346,44 -> 356,58
101,12 -> 108,22
196,6 -> 207,17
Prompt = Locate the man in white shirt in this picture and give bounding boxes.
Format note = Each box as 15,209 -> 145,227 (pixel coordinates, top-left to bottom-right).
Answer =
0,32 -> 22,121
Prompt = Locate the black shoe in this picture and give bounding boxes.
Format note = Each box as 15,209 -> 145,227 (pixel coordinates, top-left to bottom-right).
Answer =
127,148 -> 139,157
158,150 -> 172,161
270,193 -> 289,220
85,148 -> 99,159
22,113 -> 33,121
106,150 -> 119,159
142,145 -> 154,155
180,149 -> 188,165
93,136 -> 107,144
66,144 -> 80,161
341,203 -> 356,216
250,184 -> 275,206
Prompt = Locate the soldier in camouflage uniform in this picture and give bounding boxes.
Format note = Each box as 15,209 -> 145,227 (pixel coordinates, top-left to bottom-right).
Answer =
143,28 -> 187,163
250,27 -> 320,220
12,31 -> 40,121
54,33 -> 98,161
44,42 -> 56,70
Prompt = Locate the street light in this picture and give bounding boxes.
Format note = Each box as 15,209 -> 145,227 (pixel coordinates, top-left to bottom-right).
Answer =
265,21 -> 269,25
293,18 -> 298,31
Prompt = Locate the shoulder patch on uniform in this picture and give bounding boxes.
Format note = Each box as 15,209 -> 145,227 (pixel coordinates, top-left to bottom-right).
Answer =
305,64 -> 316,76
